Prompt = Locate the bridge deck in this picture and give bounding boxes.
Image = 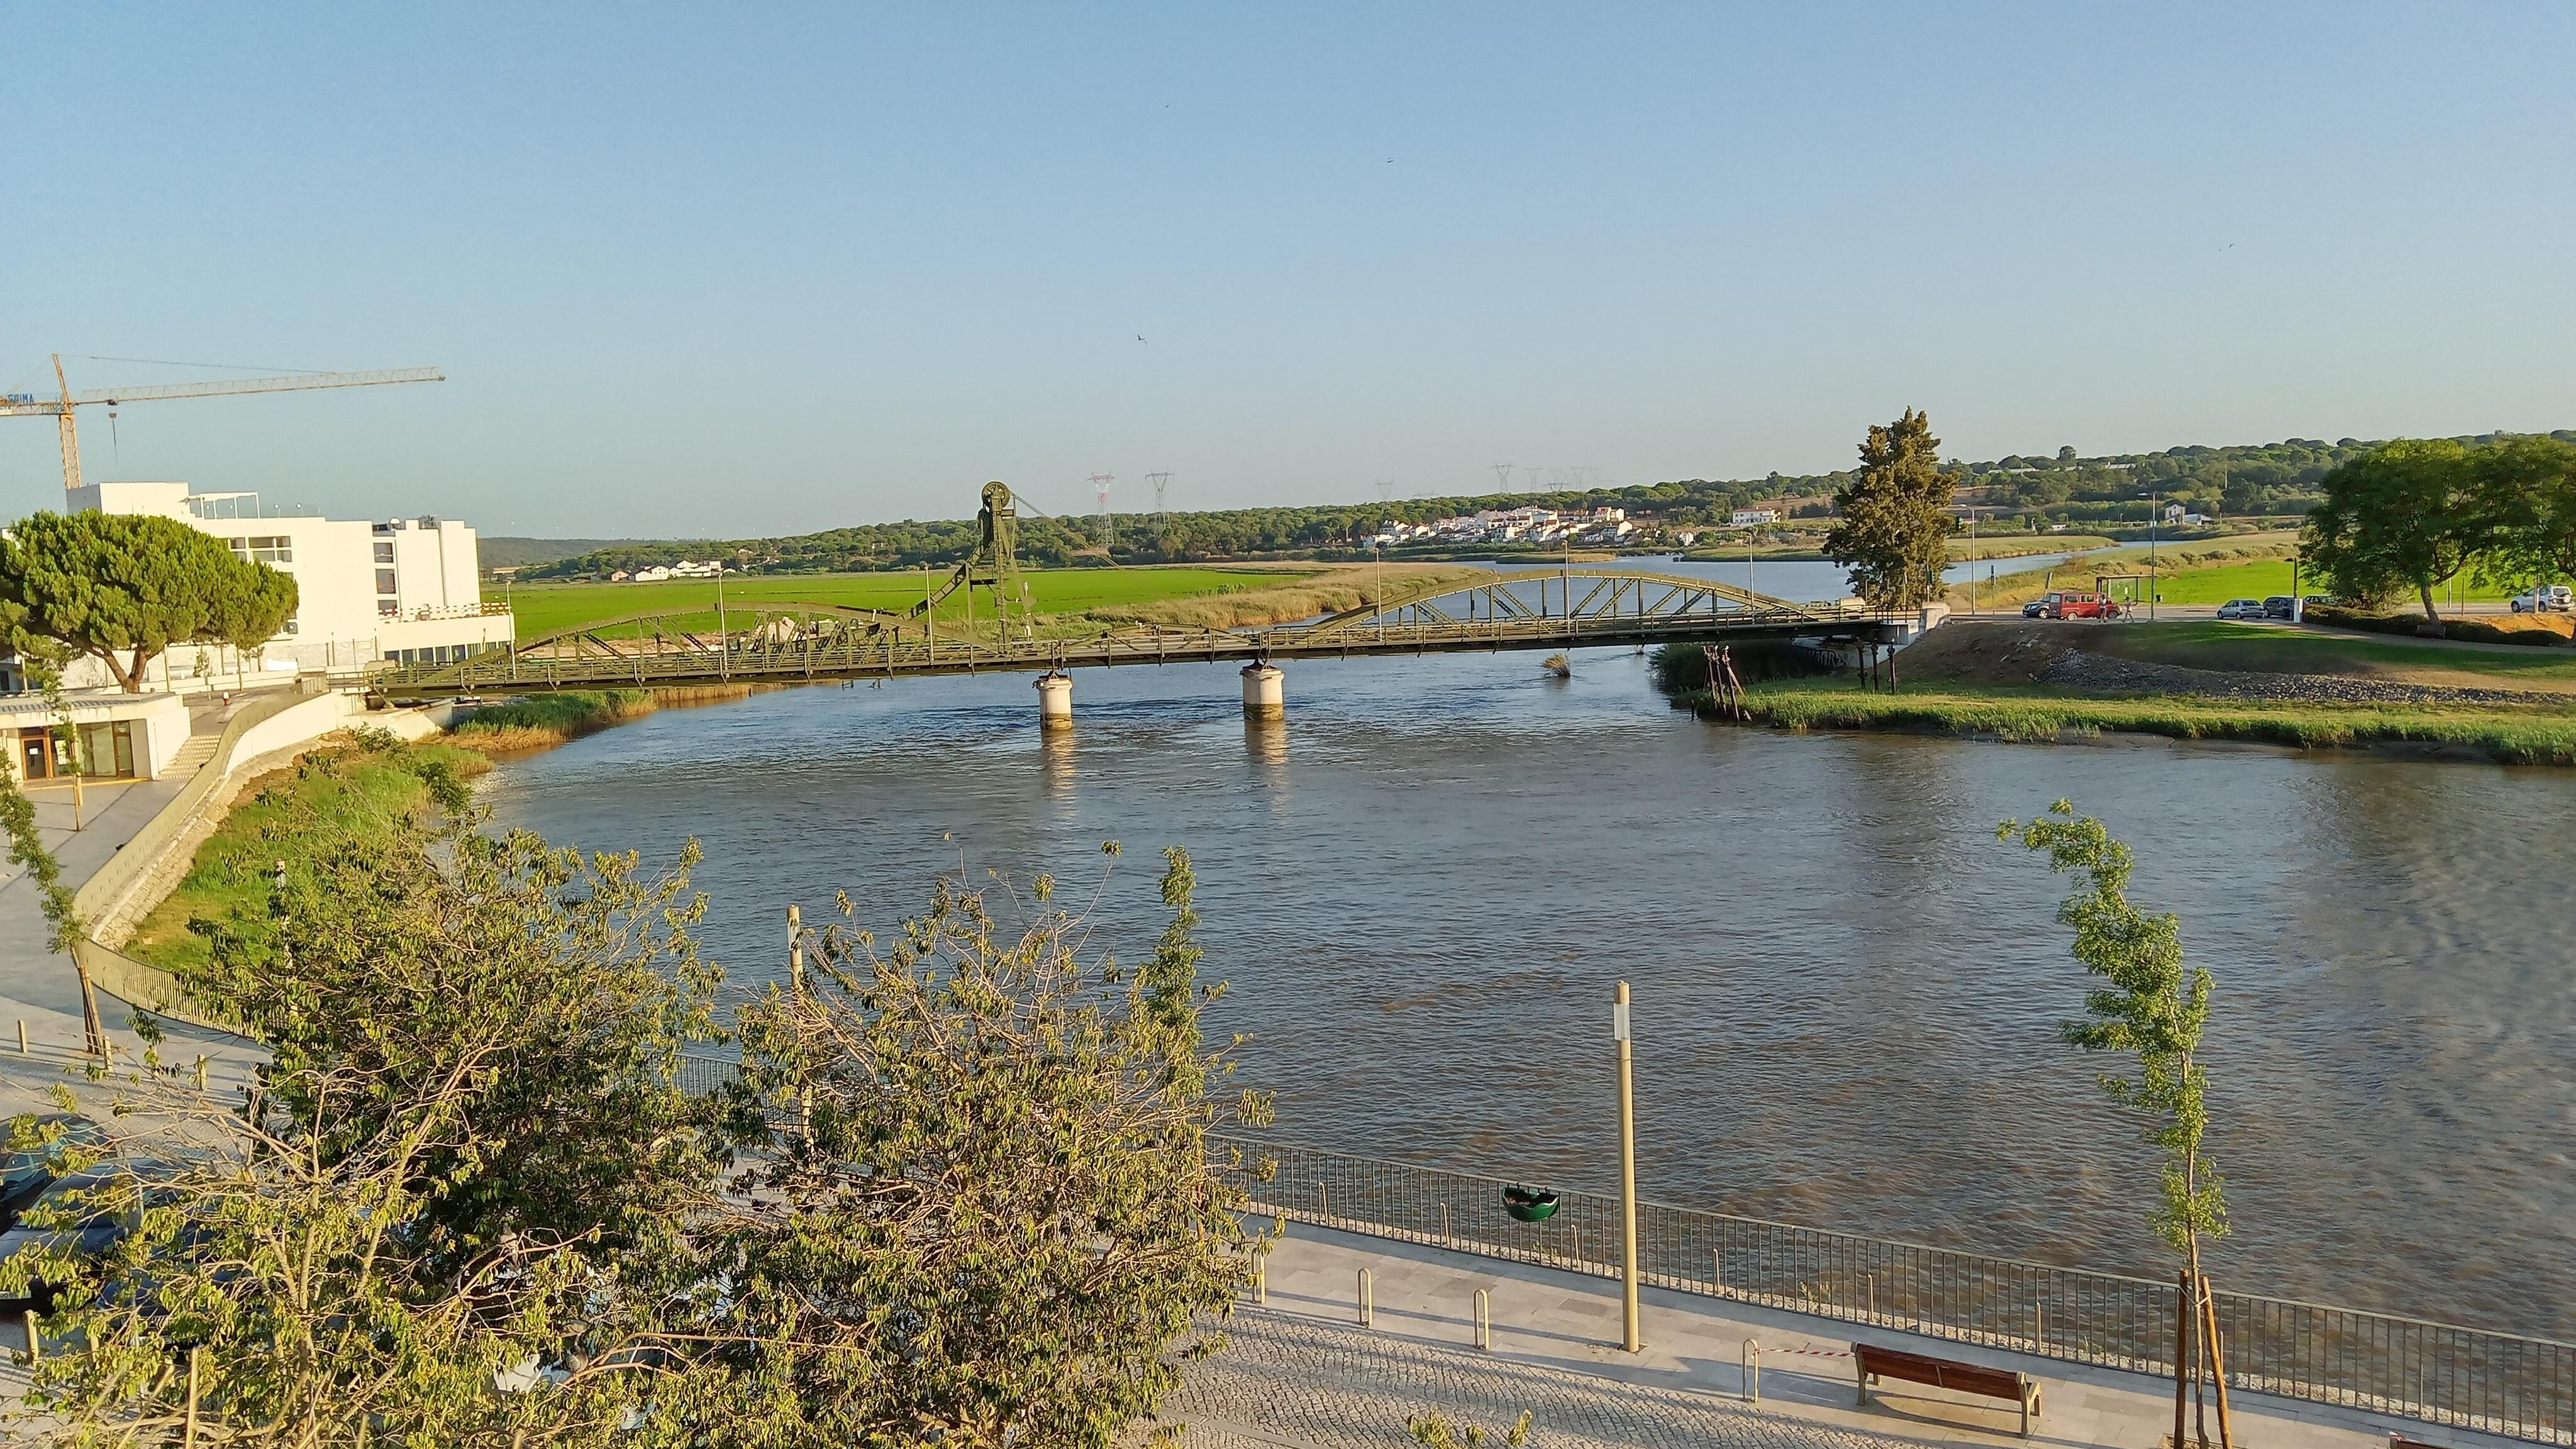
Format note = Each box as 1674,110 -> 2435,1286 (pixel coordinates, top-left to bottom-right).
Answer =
373,568 -> 1909,697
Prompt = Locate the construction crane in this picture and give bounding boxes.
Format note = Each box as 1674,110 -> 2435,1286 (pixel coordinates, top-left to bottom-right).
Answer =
0,354 -> 445,494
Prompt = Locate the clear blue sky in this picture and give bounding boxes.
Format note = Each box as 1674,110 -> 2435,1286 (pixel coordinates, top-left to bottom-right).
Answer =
4,4 -> 2570,538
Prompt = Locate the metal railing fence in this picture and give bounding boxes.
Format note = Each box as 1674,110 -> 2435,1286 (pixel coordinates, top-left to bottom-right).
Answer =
1217,1137 -> 2575,1446
661,1053 -> 2571,1445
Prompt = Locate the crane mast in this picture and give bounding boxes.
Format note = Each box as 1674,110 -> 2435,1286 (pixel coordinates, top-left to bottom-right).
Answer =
3,355 -> 445,494
50,356 -> 80,494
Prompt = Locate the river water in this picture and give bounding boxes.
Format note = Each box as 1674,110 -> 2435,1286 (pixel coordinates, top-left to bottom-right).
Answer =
479,646 -> 2576,1340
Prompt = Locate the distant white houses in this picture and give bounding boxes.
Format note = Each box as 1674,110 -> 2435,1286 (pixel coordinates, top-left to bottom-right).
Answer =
1729,508 -> 1780,527
1368,504 -> 1633,548
611,559 -> 727,582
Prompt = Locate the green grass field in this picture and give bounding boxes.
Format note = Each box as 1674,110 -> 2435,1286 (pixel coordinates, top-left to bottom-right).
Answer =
491,566 -> 1317,641
2094,621 -> 2576,684
1689,676 -> 2576,765
2133,558 -> 2514,606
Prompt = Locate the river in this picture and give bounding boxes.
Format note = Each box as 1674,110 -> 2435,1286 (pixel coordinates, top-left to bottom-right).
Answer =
479,645 -> 2576,1341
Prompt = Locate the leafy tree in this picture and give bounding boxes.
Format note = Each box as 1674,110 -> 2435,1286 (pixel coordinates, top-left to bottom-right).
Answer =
2472,434 -> 2576,591
2301,439 -> 2484,621
1999,802 -> 2230,1448
183,767 -> 726,1277
1824,409 -> 1958,608
4,1055 -> 662,1448
701,846 -> 1274,1446
0,765 -> 102,1055
7,780 -> 730,1445
11,792 -> 1277,1446
0,511 -> 296,692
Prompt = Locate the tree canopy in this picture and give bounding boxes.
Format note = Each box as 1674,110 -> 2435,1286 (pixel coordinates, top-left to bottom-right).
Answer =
1824,409 -> 1957,609
8,769 -> 1269,1446
2471,433 -> 2576,592
0,511 -> 297,691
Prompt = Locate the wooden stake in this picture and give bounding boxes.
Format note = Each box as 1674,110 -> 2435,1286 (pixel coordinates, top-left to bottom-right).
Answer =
184,1345 -> 202,1448
2200,1274 -> 2236,1449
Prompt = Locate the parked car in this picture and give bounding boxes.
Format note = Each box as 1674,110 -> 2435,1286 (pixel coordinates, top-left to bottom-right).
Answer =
2216,598 -> 2268,621
0,1115 -> 104,1233
2263,596 -> 2297,619
0,1168 -> 158,1314
2509,585 -> 2573,613
2046,591 -> 2120,619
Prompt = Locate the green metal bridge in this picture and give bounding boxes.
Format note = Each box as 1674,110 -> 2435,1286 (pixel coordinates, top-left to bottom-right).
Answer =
371,486 -> 1912,699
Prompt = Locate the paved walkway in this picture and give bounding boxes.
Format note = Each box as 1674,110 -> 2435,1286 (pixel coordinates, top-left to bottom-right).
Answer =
1167,1222 -> 2525,1449
0,692 -> 267,1118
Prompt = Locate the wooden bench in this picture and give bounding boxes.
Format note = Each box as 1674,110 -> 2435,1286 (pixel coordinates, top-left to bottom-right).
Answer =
1855,1342 -> 2041,1437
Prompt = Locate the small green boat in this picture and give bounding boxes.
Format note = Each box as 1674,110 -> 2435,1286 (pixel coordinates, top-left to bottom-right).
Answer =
1504,1184 -> 1560,1223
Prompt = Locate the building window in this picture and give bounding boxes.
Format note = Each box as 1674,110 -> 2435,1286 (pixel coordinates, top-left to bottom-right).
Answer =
377,569 -> 399,596
377,599 -> 401,618
225,536 -> 293,565
76,721 -> 137,779
374,541 -> 396,564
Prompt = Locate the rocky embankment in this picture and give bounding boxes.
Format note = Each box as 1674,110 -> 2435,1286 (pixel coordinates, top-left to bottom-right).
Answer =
2031,651 -> 2557,707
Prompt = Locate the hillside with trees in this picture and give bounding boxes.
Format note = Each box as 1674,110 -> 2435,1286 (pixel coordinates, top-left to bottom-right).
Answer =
511,429 -> 2576,581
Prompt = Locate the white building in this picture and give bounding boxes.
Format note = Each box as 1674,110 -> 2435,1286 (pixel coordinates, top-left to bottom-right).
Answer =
1730,508 -> 1780,527
41,481 -> 512,685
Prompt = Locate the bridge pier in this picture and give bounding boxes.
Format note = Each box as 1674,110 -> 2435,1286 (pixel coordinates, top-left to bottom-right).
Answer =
1035,670 -> 1074,730
1240,662 -> 1284,721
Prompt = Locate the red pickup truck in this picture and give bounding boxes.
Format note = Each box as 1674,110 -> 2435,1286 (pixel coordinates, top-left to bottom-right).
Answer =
2044,590 -> 2122,619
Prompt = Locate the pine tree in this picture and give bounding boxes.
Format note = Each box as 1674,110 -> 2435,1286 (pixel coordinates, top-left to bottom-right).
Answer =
1824,409 -> 1957,608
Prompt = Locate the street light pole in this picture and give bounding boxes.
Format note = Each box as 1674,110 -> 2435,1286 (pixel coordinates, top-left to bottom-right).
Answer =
1615,980 -> 1640,1353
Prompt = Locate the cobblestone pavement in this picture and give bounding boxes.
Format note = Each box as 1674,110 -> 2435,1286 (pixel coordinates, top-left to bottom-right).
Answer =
1165,1311 -> 1929,1449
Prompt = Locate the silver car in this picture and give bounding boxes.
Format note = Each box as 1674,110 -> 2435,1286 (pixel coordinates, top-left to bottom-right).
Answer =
2216,598 -> 2268,621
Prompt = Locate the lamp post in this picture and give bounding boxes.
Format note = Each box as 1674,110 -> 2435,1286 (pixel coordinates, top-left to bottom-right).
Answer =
2139,491 -> 2160,621
1614,980 -> 1640,1353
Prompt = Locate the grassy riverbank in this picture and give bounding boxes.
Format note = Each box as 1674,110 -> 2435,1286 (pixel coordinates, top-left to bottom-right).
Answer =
445,683 -> 770,750
126,731 -> 492,973
1654,621 -> 2576,763
1694,678 -> 2576,764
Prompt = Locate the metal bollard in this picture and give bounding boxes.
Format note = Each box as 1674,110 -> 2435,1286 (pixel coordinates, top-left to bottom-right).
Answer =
1357,1268 -> 1373,1328
1253,1256 -> 1267,1306
194,1056 -> 208,1092
22,1311 -> 36,1366
1474,1288 -> 1491,1350
1743,1339 -> 1761,1402
14,1020 -> 23,1054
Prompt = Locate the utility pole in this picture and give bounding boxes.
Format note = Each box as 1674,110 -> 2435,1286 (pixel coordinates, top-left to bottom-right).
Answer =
1492,462 -> 1516,496
1615,980 -> 1641,1353
1089,473 -> 1116,552
1148,471 -> 1173,525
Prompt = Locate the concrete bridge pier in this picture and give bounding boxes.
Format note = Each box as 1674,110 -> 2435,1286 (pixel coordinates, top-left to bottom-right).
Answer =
1035,670 -> 1074,730
1240,662 -> 1284,721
